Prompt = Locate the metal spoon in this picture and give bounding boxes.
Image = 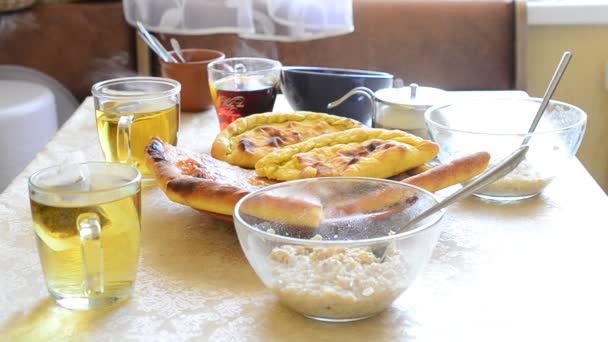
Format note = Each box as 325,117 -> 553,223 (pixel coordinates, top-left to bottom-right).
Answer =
376,52 -> 572,262
376,144 -> 530,262
150,35 -> 178,63
522,51 -> 572,145
393,51 -> 572,240
170,38 -> 187,63
135,21 -> 178,63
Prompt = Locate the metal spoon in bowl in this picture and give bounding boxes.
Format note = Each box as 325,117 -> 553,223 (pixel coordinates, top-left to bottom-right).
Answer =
375,144 -> 530,262
170,38 -> 187,63
375,52 -> 572,262
522,51 -> 572,145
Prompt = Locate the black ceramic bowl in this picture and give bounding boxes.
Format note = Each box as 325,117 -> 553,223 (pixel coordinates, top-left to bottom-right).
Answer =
281,66 -> 394,126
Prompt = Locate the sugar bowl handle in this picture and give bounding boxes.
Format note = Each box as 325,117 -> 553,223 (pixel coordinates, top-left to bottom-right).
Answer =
327,87 -> 377,127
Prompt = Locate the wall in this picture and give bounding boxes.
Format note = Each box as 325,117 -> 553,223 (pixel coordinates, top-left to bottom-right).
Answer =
527,25 -> 608,192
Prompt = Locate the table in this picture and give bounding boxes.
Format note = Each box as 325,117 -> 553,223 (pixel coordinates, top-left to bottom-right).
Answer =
2,94 -> 607,341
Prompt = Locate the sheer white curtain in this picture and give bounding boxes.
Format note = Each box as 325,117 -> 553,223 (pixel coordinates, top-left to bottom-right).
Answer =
123,0 -> 354,42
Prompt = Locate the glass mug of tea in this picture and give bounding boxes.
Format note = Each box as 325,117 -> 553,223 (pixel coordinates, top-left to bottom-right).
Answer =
28,162 -> 142,310
92,77 -> 181,181
207,57 -> 282,130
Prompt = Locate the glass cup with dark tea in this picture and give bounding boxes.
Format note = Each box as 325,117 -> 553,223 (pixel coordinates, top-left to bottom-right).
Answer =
207,57 -> 282,130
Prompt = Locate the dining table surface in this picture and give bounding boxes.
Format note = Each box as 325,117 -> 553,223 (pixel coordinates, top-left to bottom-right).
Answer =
1,92 -> 607,342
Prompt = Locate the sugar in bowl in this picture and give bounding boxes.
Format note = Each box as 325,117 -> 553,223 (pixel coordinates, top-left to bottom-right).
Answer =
328,83 -> 448,138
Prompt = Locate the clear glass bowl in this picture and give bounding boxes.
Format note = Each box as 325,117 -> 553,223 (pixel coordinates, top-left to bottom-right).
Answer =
233,177 -> 445,322
425,98 -> 587,201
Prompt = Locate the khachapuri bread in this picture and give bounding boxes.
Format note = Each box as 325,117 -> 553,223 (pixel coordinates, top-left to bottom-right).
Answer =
254,128 -> 440,181
144,136 -> 322,227
211,111 -> 364,168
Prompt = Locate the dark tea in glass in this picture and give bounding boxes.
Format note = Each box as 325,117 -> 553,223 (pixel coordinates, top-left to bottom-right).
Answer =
208,57 -> 282,130
210,75 -> 278,130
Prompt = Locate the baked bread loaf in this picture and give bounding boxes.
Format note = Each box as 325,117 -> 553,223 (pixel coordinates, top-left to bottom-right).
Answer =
145,137 -> 277,216
239,193 -> 324,229
255,128 -> 440,181
145,137 -> 489,220
211,111 -> 363,168
401,151 -> 491,192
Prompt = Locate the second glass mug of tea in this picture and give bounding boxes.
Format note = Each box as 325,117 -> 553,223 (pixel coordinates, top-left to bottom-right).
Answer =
207,57 -> 282,130
91,77 -> 181,181
28,162 -> 142,310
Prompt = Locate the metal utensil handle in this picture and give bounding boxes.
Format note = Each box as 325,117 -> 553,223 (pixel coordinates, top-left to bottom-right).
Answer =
137,32 -> 163,61
396,145 -> 530,234
136,22 -> 177,63
136,22 -> 165,58
150,35 -> 178,63
327,86 -> 377,127
136,31 -> 170,63
522,51 -> 572,145
170,38 -> 187,63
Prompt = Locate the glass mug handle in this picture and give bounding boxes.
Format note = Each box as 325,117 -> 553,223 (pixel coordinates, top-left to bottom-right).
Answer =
77,213 -> 104,296
117,114 -> 134,165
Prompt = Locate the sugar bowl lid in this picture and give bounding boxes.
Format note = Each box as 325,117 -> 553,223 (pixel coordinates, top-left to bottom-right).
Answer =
375,83 -> 447,108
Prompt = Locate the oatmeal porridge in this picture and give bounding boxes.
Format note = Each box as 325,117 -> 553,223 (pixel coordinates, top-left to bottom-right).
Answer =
268,245 -> 409,319
477,159 -> 552,198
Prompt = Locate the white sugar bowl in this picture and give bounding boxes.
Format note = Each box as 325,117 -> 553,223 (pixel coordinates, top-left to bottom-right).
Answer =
328,83 -> 448,139
374,83 -> 448,139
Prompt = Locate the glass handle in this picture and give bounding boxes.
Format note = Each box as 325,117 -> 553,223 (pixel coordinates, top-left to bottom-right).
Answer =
117,114 -> 134,164
77,213 -> 104,296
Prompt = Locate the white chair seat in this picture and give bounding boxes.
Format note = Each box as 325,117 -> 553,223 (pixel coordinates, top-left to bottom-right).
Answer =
0,65 -> 79,126
0,80 -> 58,191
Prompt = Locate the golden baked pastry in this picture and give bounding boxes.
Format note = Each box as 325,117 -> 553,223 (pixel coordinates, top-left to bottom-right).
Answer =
333,151 -> 492,216
211,111 -> 363,169
398,151 -> 491,192
145,137 -> 489,221
255,128 -> 440,181
239,193 -> 324,229
145,137 -> 277,216
145,137 -> 322,227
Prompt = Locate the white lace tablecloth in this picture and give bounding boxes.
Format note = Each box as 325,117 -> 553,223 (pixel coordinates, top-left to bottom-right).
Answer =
1,96 -> 608,341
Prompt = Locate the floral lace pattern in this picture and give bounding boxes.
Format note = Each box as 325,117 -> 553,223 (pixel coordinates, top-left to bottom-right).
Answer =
1,98 -> 607,341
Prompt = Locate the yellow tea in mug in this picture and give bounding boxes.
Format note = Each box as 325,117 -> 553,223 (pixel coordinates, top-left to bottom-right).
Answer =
92,77 -> 181,181
96,100 -> 178,179
28,162 -> 142,310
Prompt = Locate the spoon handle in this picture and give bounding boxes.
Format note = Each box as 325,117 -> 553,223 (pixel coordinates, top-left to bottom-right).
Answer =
137,32 -> 168,63
136,21 -> 177,63
170,38 -> 187,63
150,35 -> 178,63
396,145 -> 530,234
522,51 -> 572,146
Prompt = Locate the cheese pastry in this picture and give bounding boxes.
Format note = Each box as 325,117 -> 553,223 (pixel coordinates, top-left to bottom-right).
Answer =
211,111 -> 363,168
255,128 -> 440,181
